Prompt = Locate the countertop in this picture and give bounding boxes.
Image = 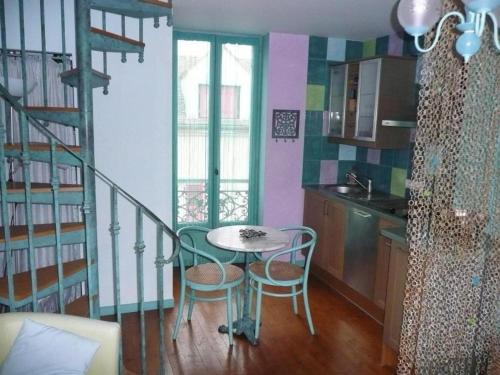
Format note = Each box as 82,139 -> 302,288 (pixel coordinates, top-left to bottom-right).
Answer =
304,185 -> 408,226
304,185 -> 408,247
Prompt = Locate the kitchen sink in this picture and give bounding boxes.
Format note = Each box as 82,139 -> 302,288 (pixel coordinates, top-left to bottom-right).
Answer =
325,185 -> 363,194
320,185 -> 409,218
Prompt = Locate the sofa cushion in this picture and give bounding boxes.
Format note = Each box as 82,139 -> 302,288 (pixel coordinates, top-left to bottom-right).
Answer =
0,319 -> 100,375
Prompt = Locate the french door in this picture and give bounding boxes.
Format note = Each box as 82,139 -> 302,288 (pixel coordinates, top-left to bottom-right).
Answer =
173,32 -> 261,228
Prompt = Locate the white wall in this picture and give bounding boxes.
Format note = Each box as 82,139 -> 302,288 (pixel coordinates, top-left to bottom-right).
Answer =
90,13 -> 173,308
4,1 -> 174,309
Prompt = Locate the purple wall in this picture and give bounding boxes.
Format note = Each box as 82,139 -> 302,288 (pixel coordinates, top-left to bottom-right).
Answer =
262,33 -> 309,228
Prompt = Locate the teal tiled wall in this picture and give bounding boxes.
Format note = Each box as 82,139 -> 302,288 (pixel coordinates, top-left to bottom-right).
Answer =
302,33 -> 418,197
303,36 -> 329,185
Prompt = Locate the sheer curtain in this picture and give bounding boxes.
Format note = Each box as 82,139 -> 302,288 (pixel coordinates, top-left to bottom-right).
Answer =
0,53 -> 83,312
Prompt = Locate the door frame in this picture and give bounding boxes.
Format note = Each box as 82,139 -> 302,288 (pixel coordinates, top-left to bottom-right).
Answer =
172,30 -> 262,229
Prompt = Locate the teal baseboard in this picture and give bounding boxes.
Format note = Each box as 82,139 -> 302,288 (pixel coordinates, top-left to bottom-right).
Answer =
100,298 -> 174,316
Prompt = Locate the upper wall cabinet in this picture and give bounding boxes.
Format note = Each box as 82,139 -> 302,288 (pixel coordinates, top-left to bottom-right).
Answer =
328,56 -> 417,149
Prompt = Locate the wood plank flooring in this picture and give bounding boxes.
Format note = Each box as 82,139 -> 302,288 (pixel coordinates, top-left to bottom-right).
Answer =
114,271 -> 395,375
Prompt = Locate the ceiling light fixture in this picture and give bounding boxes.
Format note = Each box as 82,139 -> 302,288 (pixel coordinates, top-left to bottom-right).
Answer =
397,0 -> 500,62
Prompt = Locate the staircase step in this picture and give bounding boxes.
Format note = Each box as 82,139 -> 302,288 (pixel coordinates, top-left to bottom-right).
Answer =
65,295 -> 90,317
3,182 -> 83,205
89,27 -> 145,54
25,106 -> 80,128
60,68 -> 111,89
0,222 -> 85,251
5,142 -> 82,167
0,258 -> 88,305
90,0 -> 172,19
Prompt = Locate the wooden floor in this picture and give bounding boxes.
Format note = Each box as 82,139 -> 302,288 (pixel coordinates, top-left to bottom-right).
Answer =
116,270 -> 395,375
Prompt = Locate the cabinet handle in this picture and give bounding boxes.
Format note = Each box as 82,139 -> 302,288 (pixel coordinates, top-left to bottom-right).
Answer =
353,209 -> 372,218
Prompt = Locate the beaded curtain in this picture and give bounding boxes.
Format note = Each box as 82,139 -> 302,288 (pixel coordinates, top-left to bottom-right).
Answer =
397,0 -> 499,373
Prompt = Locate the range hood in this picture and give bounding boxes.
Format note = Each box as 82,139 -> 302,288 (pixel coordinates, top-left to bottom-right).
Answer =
381,120 -> 416,128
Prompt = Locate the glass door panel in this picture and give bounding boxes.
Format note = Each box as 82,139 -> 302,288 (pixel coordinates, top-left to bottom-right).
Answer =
355,59 -> 380,140
217,43 -> 253,223
176,40 -> 211,225
328,64 -> 347,137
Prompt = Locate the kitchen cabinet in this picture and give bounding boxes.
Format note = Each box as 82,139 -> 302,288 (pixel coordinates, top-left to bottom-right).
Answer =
373,219 -> 401,310
303,191 -> 346,279
328,64 -> 347,138
383,240 -> 409,352
304,189 -> 407,324
324,200 -> 346,279
327,56 -> 416,149
303,191 -> 328,270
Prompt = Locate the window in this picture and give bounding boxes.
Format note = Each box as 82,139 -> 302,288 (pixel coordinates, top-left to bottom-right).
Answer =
199,84 -> 241,119
174,33 -> 261,228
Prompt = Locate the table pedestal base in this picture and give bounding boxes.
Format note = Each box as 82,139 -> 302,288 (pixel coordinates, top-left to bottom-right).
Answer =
218,317 -> 259,346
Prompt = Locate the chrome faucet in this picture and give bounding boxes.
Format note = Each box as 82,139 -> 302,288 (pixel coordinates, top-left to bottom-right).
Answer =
346,171 -> 373,194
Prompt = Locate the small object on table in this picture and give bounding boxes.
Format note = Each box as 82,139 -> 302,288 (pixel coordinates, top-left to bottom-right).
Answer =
239,228 -> 267,239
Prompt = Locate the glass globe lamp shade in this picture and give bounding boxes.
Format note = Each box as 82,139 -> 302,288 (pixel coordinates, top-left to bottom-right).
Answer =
398,0 -> 443,36
455,31 -> 481,62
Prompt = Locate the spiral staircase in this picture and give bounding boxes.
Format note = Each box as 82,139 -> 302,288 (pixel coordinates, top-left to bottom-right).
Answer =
0,1 -> 179,373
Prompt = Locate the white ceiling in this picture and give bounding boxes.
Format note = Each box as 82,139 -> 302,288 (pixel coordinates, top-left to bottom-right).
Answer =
173,0 -> 403,41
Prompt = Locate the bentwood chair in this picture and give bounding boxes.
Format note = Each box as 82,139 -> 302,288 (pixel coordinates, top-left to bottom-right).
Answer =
172,226 -> 244,345
248,226 -> 317,340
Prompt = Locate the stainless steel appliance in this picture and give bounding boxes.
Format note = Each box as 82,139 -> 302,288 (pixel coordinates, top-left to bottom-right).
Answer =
343,207 -> 379,299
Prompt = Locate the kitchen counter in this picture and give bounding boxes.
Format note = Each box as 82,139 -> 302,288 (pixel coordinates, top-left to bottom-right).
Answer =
380,226 -> 407,246
304,185 -> 407,226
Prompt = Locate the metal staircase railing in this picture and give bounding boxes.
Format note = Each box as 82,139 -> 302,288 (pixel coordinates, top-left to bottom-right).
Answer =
0,1 -> 178,374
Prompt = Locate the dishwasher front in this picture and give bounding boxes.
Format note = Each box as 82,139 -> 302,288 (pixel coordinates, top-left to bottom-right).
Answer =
342,207 -> 379,300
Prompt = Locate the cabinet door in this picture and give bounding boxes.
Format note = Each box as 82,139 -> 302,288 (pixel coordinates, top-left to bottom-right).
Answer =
374,235 -> 392,309
344,63 -> 359,139
383,242 -> 409,352
328,65 -> 348,137
374,219 -> 401,309
355,58 -> 381,140
303,191 -> 327,269
324,200 -> 346,279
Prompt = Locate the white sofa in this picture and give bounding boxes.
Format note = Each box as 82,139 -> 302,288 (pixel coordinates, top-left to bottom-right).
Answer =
0,312 -> 120,375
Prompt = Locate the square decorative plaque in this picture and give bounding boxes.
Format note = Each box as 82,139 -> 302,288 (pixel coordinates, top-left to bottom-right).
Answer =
272,109 -> 300,141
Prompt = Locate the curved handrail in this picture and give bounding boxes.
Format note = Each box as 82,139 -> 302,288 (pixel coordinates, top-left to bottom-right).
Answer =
0,83 -> 180,264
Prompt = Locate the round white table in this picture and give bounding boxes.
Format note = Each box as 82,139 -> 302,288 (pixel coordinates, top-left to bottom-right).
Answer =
207,225 -> 289,345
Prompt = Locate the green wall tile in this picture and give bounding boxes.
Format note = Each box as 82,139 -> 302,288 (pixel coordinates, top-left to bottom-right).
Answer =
345,40 -> 363,60
376,36 -> 389,55
356,147 -> 368,162
380,149 -> 395,166
373,165 -> 392,193
302,160 -> 321,185
403,34 -> 420,56
304,136 -> 322,160
321,137 -> 339,160
306,85 -> 325,111
305,111 -> 323,136
309,36 -> 328,59
307,60 -> 328,85
337,161 -> 356,184
394,149 -> 411,169
356,162 -> 392,193
362,39 -> 376,58
391,168 -> 407,197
